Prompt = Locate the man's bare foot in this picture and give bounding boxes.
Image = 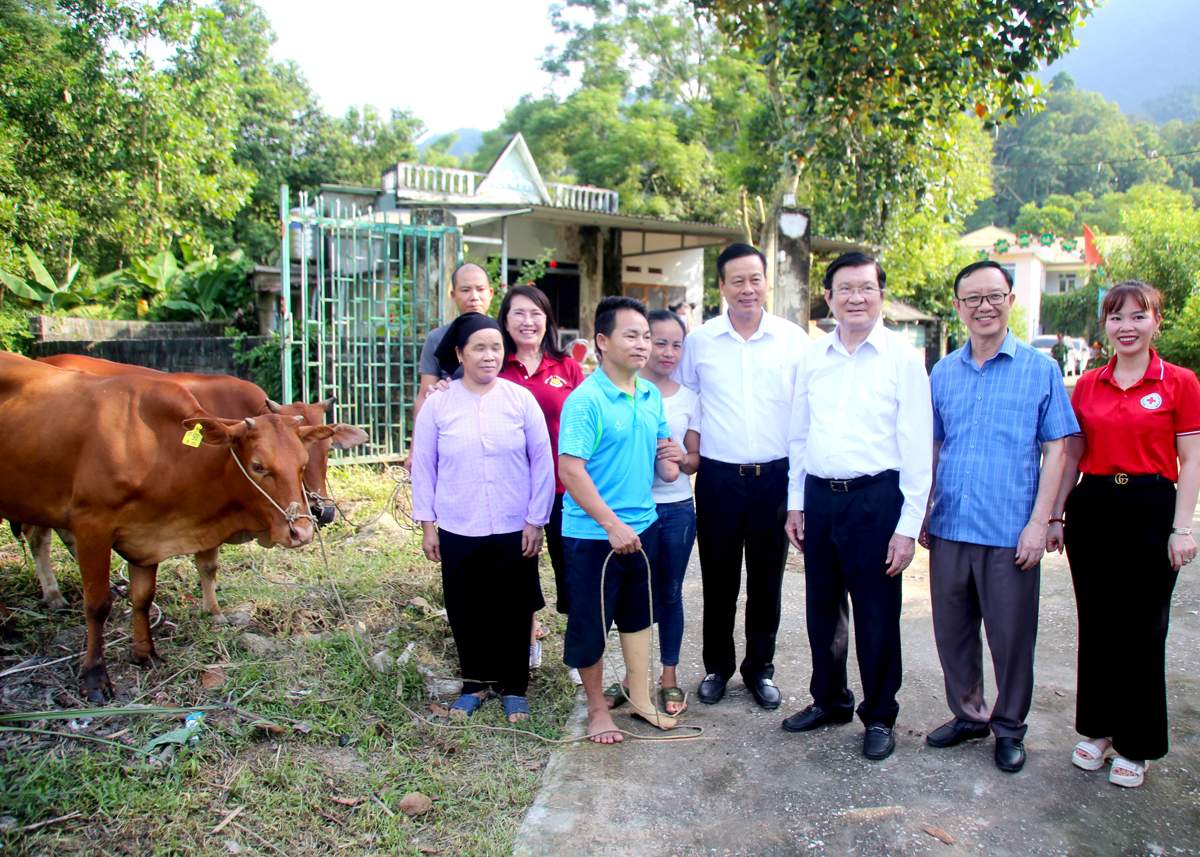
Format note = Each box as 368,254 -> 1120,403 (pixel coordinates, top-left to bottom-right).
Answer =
586,706 -> 624,744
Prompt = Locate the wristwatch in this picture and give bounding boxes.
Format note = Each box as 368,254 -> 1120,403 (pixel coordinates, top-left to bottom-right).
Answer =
1172,527 -> 1193,535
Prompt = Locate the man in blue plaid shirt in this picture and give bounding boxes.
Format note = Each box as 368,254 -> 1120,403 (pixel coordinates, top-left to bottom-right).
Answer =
918,260 -> 1078,774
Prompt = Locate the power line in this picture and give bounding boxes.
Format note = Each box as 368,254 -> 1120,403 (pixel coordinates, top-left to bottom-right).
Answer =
991,147 -> 1200,169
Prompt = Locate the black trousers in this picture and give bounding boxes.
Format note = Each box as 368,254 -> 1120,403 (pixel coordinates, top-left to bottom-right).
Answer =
1065,476 -> 1179,760
802,471 -> 904,727
696,457 -> 789,681
546,492 -> 568,614
440,529 -> 544,697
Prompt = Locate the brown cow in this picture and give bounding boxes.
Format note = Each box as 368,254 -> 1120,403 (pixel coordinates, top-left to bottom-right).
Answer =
31,353 -> 368,620
0,351 -> 336,701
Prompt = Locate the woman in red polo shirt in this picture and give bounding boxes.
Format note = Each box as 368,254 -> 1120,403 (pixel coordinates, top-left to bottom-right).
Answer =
1047,281 -> 1200,788
498,284 -> 586,679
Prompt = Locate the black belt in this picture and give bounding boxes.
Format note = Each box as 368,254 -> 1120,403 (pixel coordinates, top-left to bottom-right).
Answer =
807,470 -> 898,493
701,456 -> 789,477
1083,473 -> 1172,486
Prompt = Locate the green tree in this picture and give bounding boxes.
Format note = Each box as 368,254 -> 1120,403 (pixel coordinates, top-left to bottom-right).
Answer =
983,72 -> 1175,228
474,10 -> 737,223
693,0 -> 1100,251
1015,197 -> 1078,236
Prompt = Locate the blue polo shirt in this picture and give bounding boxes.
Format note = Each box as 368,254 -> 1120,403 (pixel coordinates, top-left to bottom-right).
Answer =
929,330 -> 1078,548
558,366 -> 672,539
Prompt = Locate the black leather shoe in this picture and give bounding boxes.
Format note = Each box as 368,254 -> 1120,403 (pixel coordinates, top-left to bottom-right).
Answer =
697,673 -> 728,704
925,718 -> 991,748
863,723 -> 896,760
995,737 -> 1026,772
746,677 -> 782,710
781,703 -> 854,732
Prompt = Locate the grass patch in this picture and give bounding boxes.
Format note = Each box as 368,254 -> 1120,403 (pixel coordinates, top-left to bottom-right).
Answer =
0,468 -> 580,856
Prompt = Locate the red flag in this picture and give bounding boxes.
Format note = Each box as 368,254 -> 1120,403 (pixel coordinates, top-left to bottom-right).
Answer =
1083,223 -> 1103,265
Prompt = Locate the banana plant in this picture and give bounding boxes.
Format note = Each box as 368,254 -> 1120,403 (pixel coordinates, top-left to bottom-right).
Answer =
0,246 -> 83,308
163,239 -> 250,321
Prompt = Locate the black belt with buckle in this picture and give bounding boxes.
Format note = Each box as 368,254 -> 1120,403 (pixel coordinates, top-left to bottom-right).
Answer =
1085,473 -> 1171,486
809,470 -> 899,493
701,457 -> 789,477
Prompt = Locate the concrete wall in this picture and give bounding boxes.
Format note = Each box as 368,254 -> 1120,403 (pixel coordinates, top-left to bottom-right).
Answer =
30,337 -> 268,378
1007,254 -> 1044,341
30,316 -> 229,342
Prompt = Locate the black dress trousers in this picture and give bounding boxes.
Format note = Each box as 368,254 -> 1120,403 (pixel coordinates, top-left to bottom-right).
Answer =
1065,476 -> 1179,761
802,471 -> 904,727
695,457 -> 790,682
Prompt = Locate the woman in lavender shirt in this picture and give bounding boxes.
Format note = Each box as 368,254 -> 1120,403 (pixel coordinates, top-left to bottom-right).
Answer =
411,313 -> 555,723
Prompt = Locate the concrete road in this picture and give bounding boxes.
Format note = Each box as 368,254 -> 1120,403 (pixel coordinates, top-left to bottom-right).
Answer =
514,538 -> 1200,856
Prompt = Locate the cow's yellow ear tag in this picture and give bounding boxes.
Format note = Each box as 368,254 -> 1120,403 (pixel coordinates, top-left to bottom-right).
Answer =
182,424 -> 204,447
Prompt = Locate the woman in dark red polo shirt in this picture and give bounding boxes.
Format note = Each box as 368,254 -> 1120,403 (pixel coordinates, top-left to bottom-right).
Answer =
1047,281 -> 1200,788
498,284 -> 585,680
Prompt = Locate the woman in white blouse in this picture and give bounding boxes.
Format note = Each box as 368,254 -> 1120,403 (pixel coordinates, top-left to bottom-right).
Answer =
637,308 -> 701,715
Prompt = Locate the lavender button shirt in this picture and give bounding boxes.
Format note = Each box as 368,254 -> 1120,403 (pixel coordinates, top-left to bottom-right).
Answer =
411,378 -> 554,536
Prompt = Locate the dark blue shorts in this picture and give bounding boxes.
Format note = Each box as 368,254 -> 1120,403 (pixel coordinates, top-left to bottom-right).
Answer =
561,521 -> 659,669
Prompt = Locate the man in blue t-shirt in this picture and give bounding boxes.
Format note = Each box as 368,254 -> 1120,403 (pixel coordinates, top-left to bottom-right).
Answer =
559,296 -> 680,743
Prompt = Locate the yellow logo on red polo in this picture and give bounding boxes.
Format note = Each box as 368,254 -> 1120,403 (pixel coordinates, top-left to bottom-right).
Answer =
547,375 -> 566,387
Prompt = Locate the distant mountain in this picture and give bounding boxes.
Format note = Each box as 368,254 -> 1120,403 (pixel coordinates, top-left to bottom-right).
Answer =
1040,0 -> 1200,119
1139,83 -> 1200,125
417,128 -> 483,159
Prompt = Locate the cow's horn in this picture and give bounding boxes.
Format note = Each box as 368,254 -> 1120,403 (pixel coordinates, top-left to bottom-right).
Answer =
293,415 -> 304,424
243,417 -> 256,429
265,399 -> 283,413
321,394 -> 337,412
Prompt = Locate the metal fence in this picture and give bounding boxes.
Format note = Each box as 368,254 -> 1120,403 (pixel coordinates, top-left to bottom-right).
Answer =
279,188 -> 462,463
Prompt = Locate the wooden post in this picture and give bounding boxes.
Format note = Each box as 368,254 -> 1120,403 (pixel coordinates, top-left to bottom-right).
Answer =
775,204 -> 812,329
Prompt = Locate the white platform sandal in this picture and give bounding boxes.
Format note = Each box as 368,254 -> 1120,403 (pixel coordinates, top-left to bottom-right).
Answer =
1109,757 -> 1146,788
1072,739 -> 1114,771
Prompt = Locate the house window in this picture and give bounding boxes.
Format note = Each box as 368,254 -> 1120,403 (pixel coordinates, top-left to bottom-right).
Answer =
623,283 -> 668,310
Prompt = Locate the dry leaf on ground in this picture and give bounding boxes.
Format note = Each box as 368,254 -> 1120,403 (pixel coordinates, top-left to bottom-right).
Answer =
398,792 -> 433,816
922,826 -> 955,845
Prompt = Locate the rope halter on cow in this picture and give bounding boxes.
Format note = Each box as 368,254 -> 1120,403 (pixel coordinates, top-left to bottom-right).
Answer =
227,418 -> 315,537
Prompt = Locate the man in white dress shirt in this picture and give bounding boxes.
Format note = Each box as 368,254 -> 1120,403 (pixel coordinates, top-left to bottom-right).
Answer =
675,243 -> 809,709
782,252 -> 932,760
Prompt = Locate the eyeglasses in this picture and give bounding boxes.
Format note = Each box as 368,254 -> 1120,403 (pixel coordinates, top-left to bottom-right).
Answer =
958,292 -> 1011,308
831,286 -> 880,297
509,309 -> 546,322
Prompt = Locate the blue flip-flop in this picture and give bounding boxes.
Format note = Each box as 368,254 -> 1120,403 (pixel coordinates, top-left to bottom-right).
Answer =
501,696 -> 531,721
449,693 -> 487,718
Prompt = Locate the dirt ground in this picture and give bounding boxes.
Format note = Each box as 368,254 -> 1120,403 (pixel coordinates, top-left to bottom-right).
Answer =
513,531 -> 1200,857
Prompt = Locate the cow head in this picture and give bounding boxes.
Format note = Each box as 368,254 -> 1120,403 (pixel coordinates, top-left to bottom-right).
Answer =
182,414 -> 336,547
262,395 -> 369,525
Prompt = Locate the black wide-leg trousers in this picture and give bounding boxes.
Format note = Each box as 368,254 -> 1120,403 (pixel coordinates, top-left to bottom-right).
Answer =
440,528 -> 544,698
1065,476 -> 1179,761
802,472 -> 904,727
695,457 -> 790,682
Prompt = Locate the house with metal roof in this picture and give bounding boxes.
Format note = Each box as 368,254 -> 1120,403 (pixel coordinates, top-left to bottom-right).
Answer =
322,133 -> 860,341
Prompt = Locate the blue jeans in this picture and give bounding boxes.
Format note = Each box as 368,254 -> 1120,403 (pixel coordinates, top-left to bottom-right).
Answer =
656,499 -> 696,667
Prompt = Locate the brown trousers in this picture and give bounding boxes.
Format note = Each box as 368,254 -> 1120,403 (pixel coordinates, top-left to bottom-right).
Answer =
928,537 -> 1040,740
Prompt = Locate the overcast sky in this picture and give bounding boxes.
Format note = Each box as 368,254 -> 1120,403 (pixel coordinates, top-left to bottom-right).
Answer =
254,0 -> 572,137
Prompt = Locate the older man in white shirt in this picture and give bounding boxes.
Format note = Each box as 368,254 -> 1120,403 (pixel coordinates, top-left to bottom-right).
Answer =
675,243 -> 809,710
782,252 -> 933,761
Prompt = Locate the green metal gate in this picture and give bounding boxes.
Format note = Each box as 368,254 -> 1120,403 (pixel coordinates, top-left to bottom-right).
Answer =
279,187 -> 462,463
